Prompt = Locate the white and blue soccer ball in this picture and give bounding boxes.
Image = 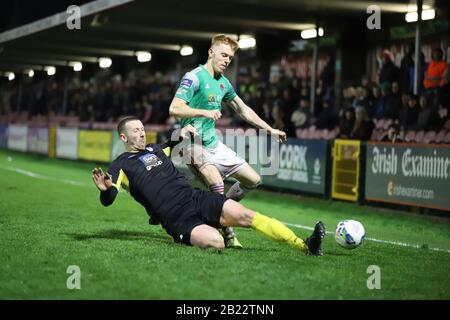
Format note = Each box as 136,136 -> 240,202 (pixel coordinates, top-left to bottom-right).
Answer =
335,220 -> 365,249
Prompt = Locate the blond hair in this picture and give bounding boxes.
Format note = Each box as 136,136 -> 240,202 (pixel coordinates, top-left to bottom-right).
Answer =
211,34 -> 239,52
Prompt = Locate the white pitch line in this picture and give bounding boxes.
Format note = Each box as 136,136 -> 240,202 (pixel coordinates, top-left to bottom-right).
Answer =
0,165 -> 87,187
0,165 -> 128,193
282,221 -> 450,254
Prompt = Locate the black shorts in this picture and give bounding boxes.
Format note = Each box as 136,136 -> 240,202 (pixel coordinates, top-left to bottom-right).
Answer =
169,188 -> 227,245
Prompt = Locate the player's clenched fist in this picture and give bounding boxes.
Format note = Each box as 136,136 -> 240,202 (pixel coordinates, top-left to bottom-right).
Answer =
270,129 -> 287,143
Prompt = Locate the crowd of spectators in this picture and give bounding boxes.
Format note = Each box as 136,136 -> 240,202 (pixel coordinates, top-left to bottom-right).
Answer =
338,47 -> 449,142
0,46 -> 449,143
0,70 -> 176,125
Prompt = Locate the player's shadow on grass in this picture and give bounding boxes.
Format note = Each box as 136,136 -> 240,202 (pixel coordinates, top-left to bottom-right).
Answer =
66,229 -> 172,244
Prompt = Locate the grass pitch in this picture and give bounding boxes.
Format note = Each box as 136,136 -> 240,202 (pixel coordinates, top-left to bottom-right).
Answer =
0,149 -> 449,299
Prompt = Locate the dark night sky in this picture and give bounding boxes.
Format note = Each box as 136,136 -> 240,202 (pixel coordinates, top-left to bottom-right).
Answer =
0,1 -> 92,32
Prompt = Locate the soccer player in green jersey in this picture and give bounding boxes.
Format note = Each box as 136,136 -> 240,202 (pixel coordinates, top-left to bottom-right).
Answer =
169,34 -> 287,248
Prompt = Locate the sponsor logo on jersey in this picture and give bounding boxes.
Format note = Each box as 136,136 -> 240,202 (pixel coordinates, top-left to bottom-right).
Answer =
205,84 -> 210,89
181,78 -> 193,88
138,153 -> 163,171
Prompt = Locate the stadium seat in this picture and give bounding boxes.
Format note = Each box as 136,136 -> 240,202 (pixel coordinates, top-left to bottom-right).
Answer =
301,129 -> 310,139
370,129 -> 379,141
146,124 -> 170,132
235,127 -> 246,136
300,126 -> 313,139
66,121 -> 80,128
372,119 -> 379,128
414,130 -> 425,143
315,128 -> 324,139
399,130 -> 406,141
435,130 -> 447,143
370,129 -> 385,141
216,118 -> 232,127
375,119 -> 385,129
304,127 -> 314,139
326,129 -> 334,139
247,128 -> 258,136
423,131 -> 436,144
18,111 -> 29,122
92,123 -> 103,130
382,119 -> 393,130
404,131 -> 416,142
444,132 -> 450,144
316,129 -> 325,139
377,131 -> 388,141
311,129 -> 319,139
330,128 -> 339,139
321,129 -> 330,139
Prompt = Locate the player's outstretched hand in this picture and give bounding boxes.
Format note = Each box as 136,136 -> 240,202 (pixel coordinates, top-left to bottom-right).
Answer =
92,167 -> 112,191
204,109 -> 222,121
270,129 -> 287,143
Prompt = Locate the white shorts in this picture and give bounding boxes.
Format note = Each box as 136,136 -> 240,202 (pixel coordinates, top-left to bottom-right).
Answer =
186,141 -> 246,179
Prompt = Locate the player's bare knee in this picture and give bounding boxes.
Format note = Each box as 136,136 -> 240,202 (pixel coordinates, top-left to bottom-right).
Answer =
252,177 -> 262,188
243,177 -> 261,190
208,234 -> 225,249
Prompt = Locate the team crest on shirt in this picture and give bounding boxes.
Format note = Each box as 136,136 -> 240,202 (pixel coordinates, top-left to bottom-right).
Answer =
208,94 -> 215,102
138,153 -> 163,171
219,83 -> 225,91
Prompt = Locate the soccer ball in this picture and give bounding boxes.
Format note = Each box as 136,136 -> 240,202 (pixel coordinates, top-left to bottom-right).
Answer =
335,220 -> 365,249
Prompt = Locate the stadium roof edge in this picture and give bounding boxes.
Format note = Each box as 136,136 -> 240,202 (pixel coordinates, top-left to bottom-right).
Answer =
0,0 -> 135,44
0,0 -> 447,72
